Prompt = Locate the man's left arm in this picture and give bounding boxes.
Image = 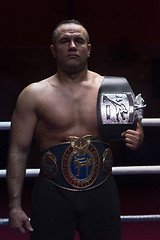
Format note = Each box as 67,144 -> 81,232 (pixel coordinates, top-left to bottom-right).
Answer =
121,122 -> 144,150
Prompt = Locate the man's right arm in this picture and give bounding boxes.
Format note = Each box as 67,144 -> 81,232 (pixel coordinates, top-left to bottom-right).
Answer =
7,85 -> 38,234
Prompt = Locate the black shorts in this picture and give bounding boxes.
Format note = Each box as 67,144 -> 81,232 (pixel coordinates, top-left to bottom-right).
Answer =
30,174 -> 121,240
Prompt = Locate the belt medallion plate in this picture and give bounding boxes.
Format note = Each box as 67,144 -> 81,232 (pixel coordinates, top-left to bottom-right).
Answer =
61,136 -> 100,189
41,151 -> 58,179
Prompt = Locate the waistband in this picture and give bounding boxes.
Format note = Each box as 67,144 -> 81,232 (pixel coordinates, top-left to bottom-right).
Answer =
40,136 -> 113,191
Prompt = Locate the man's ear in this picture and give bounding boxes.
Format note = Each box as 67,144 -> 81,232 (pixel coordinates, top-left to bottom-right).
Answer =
50,45 -> 56,58
87,44 -> 91,57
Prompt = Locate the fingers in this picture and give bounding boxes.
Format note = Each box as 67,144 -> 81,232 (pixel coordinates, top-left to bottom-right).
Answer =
24,218 -> 34,232
121,131 -> 126,137
121,123 -> 144,150
122,129 -> 141,150
10,218 -> 33,235
9,209 -> 33,235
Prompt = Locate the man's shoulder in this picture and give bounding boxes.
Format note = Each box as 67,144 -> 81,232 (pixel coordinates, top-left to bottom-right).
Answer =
21,75 -> 55,95
89,71 -> 104,83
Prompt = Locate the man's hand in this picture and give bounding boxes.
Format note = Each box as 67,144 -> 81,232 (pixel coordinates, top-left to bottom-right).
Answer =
121,123 -> 144,150
9,208 -> 33,234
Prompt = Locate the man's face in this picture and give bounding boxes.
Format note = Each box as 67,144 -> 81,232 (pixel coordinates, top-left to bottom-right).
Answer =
51,23 -> 91,73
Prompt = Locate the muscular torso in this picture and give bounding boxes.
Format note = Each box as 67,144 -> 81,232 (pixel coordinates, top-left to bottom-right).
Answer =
33,71 -> 103,150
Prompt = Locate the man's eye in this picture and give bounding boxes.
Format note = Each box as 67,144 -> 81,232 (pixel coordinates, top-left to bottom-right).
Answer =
61,39 -> 68,43
76,39 -> 84,43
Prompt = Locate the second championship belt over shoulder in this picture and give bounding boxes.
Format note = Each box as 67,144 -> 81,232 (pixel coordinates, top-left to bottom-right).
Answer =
97,76 -> 146,141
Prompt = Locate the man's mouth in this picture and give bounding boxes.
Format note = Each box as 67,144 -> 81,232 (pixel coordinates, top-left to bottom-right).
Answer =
67,54 -> 79,58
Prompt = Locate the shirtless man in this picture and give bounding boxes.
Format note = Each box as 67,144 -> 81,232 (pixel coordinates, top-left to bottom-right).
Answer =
7,20 -> 143,240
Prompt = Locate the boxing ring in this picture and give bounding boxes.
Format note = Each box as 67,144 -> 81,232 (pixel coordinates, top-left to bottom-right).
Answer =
1,118 -> 160,230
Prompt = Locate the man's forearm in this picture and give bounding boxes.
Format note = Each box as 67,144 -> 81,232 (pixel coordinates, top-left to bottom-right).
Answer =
7,146 -> 34,234
7,148 -> 28,210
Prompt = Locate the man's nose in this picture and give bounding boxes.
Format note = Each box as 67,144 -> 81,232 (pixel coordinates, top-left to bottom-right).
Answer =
69,40 -> 76,50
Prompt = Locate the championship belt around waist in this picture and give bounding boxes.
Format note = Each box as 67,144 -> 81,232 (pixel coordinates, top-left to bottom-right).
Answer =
40,136 -> 112,191
97,76 -> 146,141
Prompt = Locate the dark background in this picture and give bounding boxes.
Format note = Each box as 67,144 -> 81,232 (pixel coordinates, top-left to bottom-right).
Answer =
1,3 -> 160,239
0,0 -> 160,169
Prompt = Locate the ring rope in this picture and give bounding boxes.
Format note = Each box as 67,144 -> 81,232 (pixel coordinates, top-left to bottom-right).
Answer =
0,118 -> 160,130
1,165 -> 160,178
0,121 -> 11,130
141,118 -> 160,127
120,214 -> 160,222
1,214 -> 160,226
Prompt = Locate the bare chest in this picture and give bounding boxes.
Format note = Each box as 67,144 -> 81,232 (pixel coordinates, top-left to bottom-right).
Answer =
35,84 -> 100,141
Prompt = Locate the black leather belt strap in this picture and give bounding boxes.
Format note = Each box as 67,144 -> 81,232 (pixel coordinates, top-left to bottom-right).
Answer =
97,76 -> 137,141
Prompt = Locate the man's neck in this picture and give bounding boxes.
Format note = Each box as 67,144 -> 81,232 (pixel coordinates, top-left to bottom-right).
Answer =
56,67 -> 89,86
